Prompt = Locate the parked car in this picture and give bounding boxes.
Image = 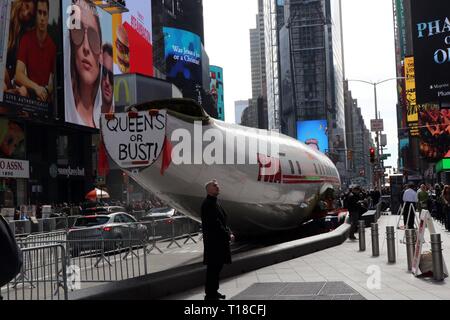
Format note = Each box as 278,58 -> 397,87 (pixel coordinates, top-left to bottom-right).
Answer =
81,205 -> 127,216
140,207 -> 176,221
67,212 -> 147,257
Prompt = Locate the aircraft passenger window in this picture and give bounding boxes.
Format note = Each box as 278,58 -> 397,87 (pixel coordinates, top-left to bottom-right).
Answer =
288,160 -> 295,174
296,161 -> 302,175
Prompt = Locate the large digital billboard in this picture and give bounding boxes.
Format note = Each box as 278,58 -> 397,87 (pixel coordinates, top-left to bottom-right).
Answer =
63,0 -> 113,128
404,56 -> 419,137
1,0 -> 61,118
209,65 -> 224,121
297,120 -> 329,153
112,0 -> 153,77
418,106 -> 450,160
411,0 -> 450,104
163,26 -> 202,90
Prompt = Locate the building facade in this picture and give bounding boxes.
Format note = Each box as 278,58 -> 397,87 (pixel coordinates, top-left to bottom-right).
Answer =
279,0 -> 347,179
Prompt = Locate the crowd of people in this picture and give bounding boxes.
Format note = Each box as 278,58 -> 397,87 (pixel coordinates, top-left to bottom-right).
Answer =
399,183 -> 450,231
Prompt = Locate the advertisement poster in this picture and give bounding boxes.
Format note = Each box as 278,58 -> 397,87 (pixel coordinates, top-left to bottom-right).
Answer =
411,0 -> 450,104
418,105 -> 450,160
297,120 -> 329,153
112,0 -> 153,77
404,56 -> 419,137
0,0 -> 11,102
209,65 -> 224,121
164,27 -> 202,87
0,118 -> 25,159
63,0 -> 113,128
2,0 -> 60,117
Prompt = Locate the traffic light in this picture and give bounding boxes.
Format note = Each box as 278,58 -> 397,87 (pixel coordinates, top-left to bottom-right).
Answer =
369,147 -> 376,164
347,149 -> 353,160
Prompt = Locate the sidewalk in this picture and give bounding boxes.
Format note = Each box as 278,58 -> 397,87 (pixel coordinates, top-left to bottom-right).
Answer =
165,214 -> 450,300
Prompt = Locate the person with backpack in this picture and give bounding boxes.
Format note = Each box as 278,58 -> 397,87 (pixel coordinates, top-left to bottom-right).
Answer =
0,215 -> 23,299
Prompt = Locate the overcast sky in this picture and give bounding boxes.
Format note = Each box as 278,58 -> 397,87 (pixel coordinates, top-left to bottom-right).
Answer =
203,0 -> 398,168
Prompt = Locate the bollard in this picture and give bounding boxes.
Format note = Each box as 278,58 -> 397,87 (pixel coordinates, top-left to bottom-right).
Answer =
358,220 -> 366,251
386,226 -> 396,263
430,234 -> 445,281
371,223 -> 379,257
405,229 -> 416,271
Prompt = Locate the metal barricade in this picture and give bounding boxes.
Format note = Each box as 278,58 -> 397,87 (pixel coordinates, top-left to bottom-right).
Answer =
1,244 -> 68,300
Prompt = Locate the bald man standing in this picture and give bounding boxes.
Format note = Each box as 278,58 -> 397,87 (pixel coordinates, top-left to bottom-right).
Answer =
201,179 -> 234,301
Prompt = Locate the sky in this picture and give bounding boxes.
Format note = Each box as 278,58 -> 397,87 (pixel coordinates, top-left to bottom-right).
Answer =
203,0 -> 399,169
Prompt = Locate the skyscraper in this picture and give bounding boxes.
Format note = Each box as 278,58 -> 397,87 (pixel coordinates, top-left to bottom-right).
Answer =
263,0 -> 285,131
278,0 -> 347,178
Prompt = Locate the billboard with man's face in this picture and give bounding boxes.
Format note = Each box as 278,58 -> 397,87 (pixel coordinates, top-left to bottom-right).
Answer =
63,0 -> 113,128
297,120 -> 329,153
411,0 -> 450,104
0,0 -> 61,118
112,0 -> 153,77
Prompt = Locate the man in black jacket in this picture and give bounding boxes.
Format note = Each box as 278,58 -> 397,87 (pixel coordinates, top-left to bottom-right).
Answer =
201,179 -> 234,301
346,185 -> 367,240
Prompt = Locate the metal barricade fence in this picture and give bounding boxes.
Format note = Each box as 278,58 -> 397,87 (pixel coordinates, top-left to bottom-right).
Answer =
1,244 -> 68,300
3,216 -> 202,300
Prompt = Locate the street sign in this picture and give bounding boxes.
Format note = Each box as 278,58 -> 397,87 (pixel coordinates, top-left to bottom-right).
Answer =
371,119 -> 384,132
380,154 -> 392,161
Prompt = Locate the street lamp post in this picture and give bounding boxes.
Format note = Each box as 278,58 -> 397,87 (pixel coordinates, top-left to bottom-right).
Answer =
348,77 -> 404,191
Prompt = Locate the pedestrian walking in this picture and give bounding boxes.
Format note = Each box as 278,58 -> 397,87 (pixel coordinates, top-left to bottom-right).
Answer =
201,179 -> 234,301
402,183 -> 418,229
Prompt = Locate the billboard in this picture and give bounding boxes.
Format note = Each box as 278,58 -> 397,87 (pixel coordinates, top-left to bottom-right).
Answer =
209,65 -> 224,121
63,0 -> 113,128
112,0 -> 153,77
162,0 -> 204,43
411,1 -> 450,104
1,0 -> 60,118
404,56 -> 419,136
0,118 -> 25,159
163,26 -> 202,93
418,106 -> 450,160
296,120 -> 329,153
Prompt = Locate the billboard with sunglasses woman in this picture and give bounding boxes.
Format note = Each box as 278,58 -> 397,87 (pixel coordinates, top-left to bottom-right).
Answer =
63,0 -> 112,128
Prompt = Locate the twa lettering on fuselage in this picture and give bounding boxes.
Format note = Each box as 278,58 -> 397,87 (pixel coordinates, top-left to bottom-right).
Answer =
257,154 -> 282,183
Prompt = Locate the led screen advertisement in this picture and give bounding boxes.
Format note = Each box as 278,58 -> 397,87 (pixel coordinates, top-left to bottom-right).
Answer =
163,26 -> 202,89
418,105 -> 450,160
209,65 -> 224,121
1,0 -> 61,118
63,0 -> 113,128
297,120 -> 329,153
411,0 -> 450,104
112,0 -> 153,77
